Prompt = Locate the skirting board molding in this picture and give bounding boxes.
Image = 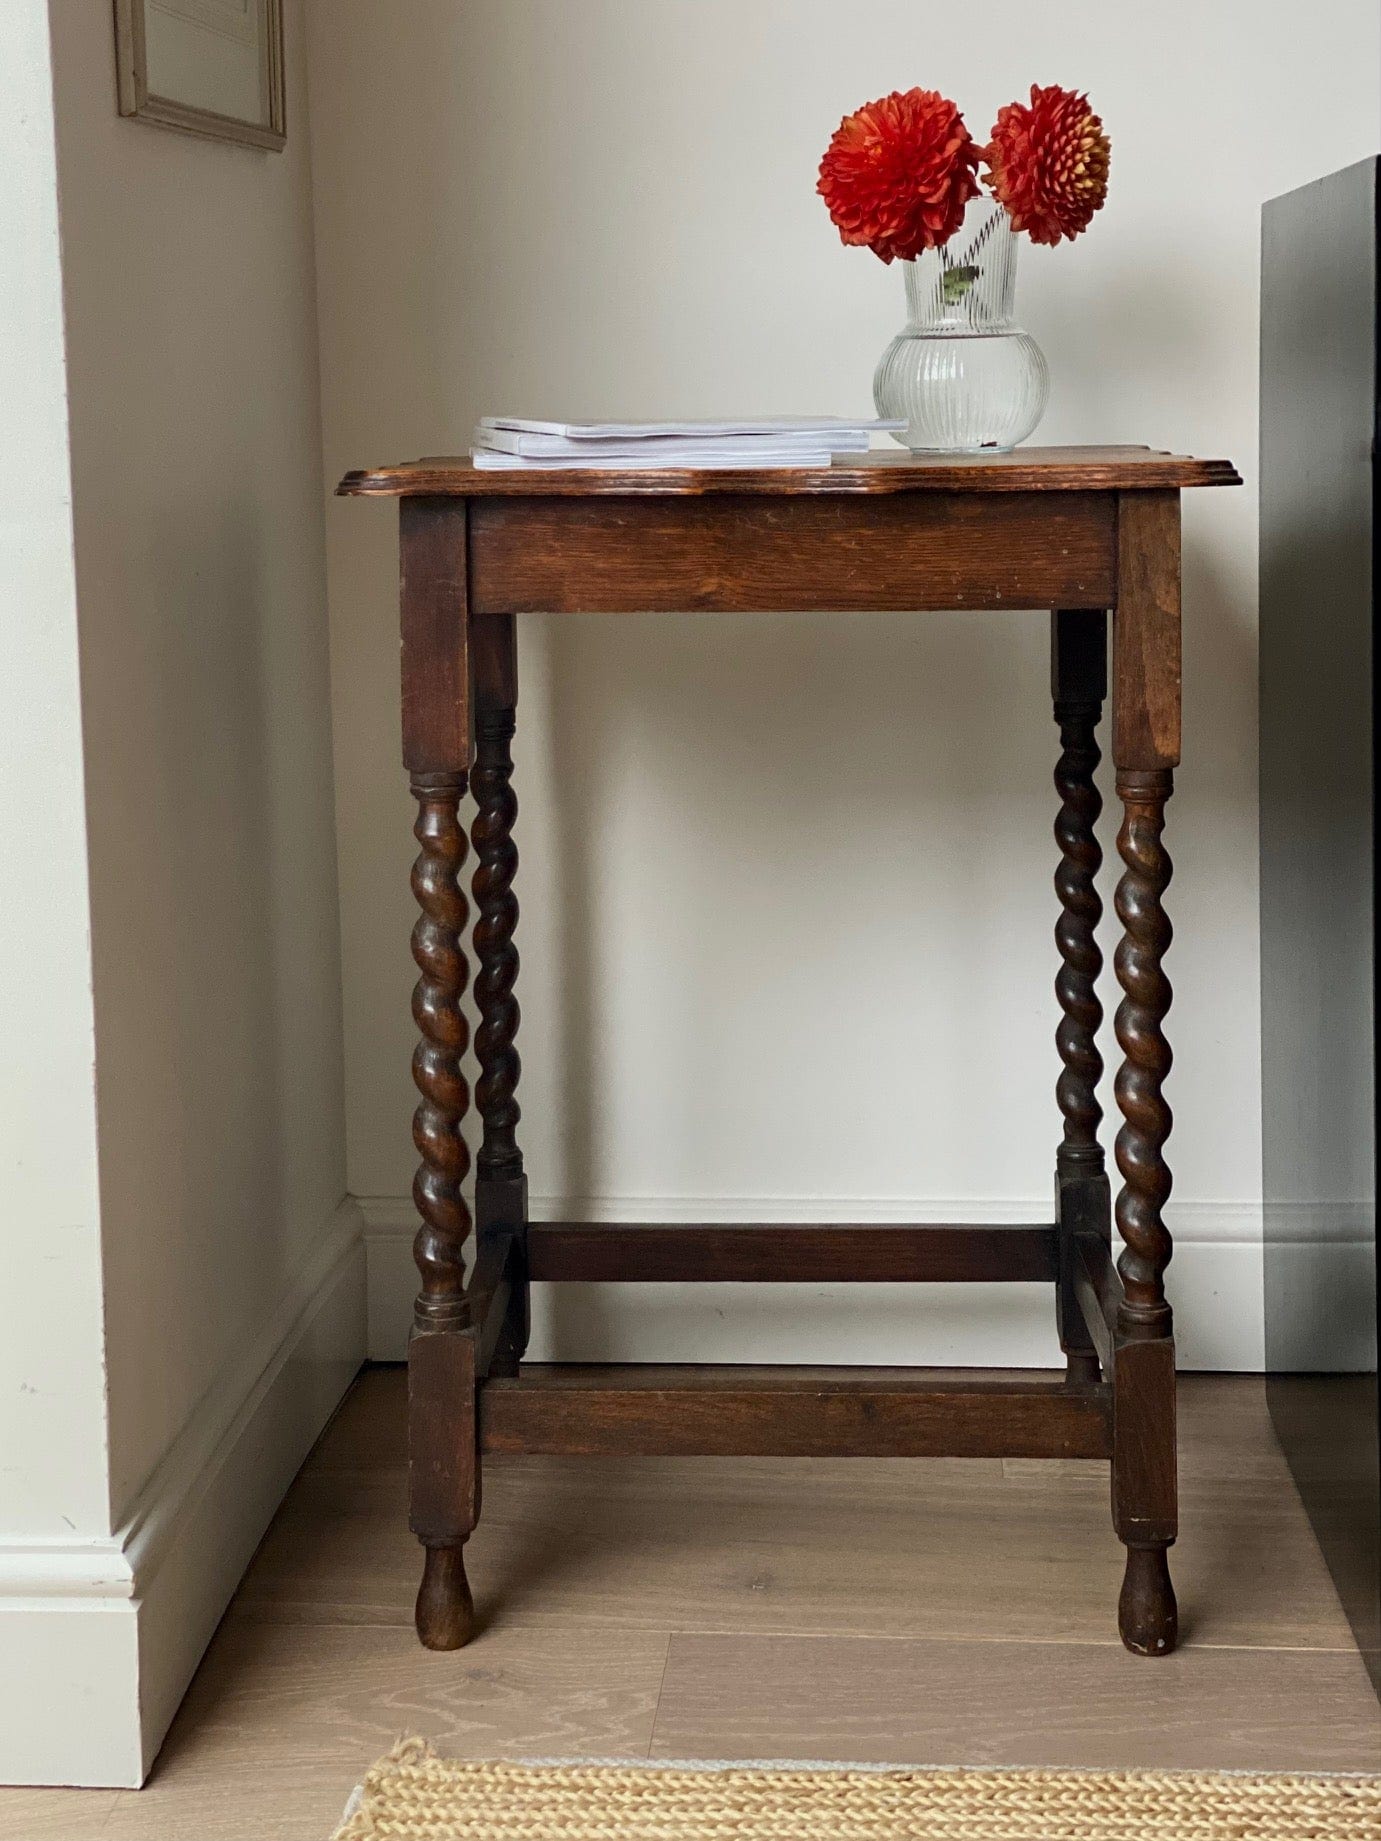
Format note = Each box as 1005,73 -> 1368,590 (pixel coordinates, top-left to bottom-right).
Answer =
0,1198 -> 366,1788
357,1194 -> 1365,1374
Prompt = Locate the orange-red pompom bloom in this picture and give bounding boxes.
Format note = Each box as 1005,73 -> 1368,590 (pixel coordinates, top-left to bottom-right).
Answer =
818,88 -> 981,264
983,85 -> 1110,246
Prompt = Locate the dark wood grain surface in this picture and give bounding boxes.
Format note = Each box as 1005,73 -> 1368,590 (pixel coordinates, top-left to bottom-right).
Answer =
526,1221 -> 1058,1284
340,446 -> 1241,499
480,1365 -> 1112,1460
399,497 -> 469,774
468,491 -> 1116,614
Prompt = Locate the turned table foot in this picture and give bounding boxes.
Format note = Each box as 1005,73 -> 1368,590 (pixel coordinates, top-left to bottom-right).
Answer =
1119,1543 -> 1178,1655
416,1544 -> 475,1650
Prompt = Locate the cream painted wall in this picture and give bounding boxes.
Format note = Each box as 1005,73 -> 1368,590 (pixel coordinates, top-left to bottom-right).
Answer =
0,0 -> 108,1546
308,0 -> 1380,1370
47,0 -> 351,1529
0,0 -> 360,1787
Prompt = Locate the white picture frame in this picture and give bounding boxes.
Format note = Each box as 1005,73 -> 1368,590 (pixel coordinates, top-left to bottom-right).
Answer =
114,0 -> 286,151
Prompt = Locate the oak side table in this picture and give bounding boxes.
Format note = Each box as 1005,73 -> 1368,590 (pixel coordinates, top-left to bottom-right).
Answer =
339,446 -> 1241,1656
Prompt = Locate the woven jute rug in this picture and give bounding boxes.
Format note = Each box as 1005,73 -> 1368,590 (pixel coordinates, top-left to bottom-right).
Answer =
332,1740 -> 1381,1840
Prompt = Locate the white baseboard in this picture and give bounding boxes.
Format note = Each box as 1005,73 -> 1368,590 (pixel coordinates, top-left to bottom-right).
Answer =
0,1198 -> 366,1788
359,1193 -> 1309,1373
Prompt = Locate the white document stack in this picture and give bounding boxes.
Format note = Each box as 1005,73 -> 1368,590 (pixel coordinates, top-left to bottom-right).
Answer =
471,416 -> 904,469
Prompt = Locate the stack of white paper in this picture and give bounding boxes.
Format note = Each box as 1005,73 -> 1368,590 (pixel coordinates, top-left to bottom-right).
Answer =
472,416 -> 903,470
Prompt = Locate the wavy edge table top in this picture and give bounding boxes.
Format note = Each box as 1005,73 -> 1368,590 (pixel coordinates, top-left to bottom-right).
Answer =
338,446 -> 1241,499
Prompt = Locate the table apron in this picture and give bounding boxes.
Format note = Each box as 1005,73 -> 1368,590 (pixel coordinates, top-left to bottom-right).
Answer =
468,489 -> 1117,615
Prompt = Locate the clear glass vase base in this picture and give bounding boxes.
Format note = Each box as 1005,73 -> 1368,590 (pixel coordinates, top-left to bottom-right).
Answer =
897,440 -> 1018,455
871,199 -> 1049,455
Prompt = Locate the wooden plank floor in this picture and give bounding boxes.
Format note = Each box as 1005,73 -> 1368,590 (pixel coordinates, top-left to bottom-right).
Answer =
6,1369 -> 1379,1839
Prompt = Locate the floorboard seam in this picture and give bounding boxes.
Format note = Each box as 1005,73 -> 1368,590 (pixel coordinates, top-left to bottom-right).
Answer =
645,1635 -> 677,1761
227,1612 -> 1366,1656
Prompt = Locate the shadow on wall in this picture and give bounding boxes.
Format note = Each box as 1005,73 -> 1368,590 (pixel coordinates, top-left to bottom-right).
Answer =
83,496 -> 286,1498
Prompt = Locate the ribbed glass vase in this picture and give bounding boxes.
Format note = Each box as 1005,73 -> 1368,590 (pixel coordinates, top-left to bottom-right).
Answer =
873,197 -> 1049,453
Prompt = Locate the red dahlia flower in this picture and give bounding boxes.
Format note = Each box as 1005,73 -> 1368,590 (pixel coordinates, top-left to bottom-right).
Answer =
983,85 -> 1110,246
817,88 -> 981,263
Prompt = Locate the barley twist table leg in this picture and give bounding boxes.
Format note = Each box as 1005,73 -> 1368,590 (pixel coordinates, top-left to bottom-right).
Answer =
1112,765 -> 1178,1654
1055,713 -> 1104,1177
410,774 -> 473,1326
1114,770 -> 1174,1337
409,771 -> 477,1648
471,611 -> 528,1374
472,706 -> 523,1187
1052,608 -> 1109,1386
